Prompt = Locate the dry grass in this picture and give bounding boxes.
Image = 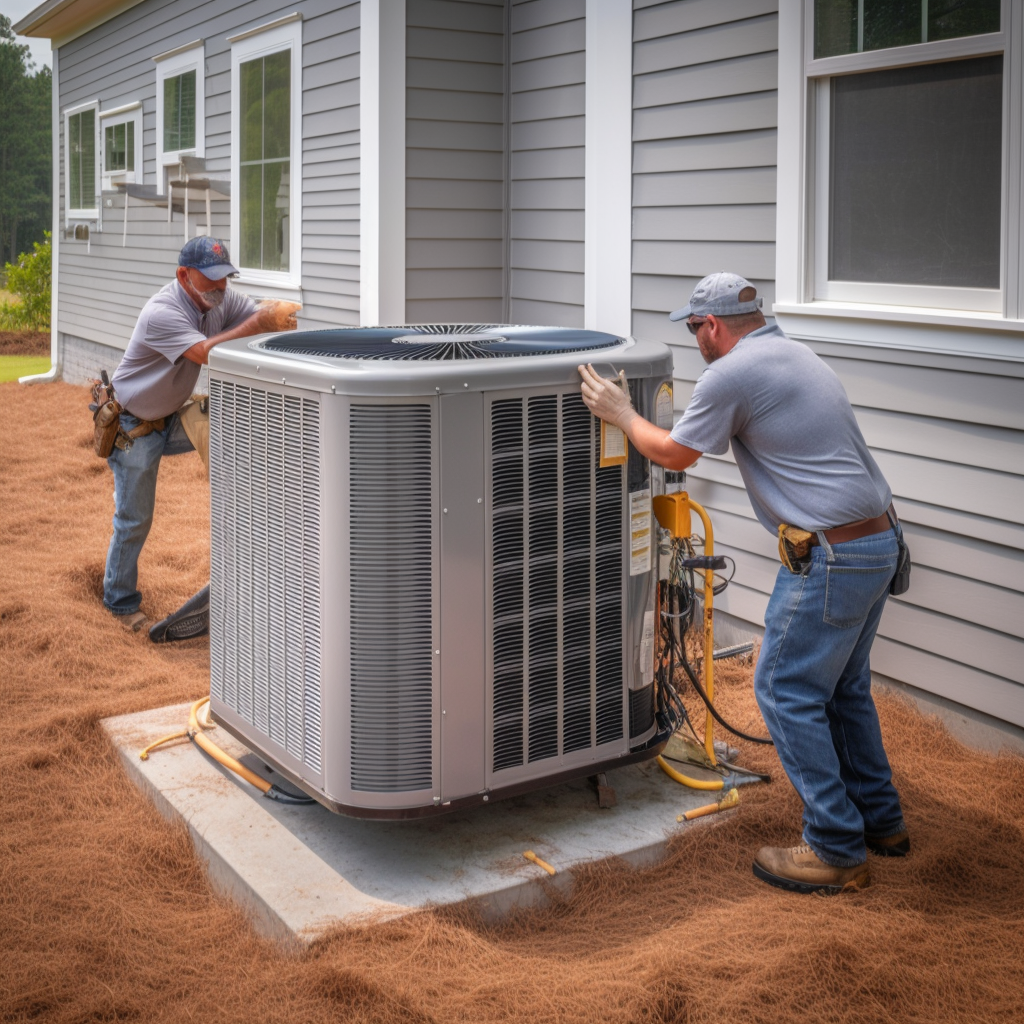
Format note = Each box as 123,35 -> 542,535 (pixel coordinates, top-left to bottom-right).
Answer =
2,381 -> 1024,1024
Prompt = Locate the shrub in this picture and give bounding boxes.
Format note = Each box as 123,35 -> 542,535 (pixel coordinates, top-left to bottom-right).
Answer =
0,232 -> 50,331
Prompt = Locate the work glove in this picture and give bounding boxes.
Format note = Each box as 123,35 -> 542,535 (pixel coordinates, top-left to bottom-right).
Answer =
255,300 -> 302,333
578,364 -> 636,430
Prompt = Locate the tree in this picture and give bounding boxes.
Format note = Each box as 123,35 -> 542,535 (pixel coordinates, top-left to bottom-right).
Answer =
0,17 -> 51,270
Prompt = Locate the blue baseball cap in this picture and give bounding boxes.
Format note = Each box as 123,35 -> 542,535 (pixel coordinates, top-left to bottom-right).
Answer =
669,271 -> 763,321
178,237 -> 239,280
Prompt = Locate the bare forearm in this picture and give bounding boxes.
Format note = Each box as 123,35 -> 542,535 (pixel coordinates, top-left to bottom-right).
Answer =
182,312 -> 265,365
619,411 -> 701,471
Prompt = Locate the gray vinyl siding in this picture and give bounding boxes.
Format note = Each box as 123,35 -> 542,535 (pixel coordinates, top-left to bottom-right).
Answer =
631,0 -> 1024,728
508,0 -> 585,327
405,0 -> 505,324
55,0 -> 359,354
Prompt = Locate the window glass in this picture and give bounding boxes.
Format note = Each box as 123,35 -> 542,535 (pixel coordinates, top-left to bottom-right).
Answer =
239,49 -> 291,272
814,0 -> 999,58
104,121 -> 134,172
69,109 -> 96,211
163,69 -> 197,152
829,56 -> 1002,289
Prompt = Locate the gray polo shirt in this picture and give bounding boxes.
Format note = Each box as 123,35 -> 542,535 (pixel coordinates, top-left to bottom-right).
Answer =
112,281 -> 256,420
670,324 -> 891,532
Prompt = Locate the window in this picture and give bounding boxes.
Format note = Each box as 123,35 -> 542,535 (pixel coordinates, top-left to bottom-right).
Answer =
65,102 -> 99,219
163,70 -> 196,152
154,41 -> 205,172
99,102 -> 143,190
803,0 -> 1014,315
230,17 -> 302,286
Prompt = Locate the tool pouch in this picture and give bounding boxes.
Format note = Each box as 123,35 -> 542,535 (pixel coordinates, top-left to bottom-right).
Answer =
92,398 -> 123,458
887,509 -> 912,596
777,524 -> 814,575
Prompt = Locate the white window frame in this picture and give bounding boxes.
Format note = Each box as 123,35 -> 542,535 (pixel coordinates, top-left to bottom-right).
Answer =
154,41 -> 205,176
229,15 -> 303,291
64,100 -> 100,220
776,0 -> 1024,330
99,101 -> 143,191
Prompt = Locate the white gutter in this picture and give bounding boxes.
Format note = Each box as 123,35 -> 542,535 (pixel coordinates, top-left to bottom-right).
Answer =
21,44 -> 61,385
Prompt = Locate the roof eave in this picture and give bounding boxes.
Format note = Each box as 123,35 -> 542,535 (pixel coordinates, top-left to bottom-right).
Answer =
14,0 -> 146,47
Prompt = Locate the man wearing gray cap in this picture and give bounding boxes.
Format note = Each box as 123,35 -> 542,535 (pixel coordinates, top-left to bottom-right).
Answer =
579,271 -> 908,895
100,237 -> 298,632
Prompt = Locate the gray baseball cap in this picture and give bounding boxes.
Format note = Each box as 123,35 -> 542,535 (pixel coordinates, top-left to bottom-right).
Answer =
668,271 -> 763,321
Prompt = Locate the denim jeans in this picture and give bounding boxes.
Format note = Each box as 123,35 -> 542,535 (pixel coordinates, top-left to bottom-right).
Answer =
754,528 -> 906,866
103,411 -> 194,615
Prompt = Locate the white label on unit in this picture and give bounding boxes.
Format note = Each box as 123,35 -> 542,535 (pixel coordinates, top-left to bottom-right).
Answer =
640,609 -> 655,685
629,488 -> 652,576
656,382 -> 673,429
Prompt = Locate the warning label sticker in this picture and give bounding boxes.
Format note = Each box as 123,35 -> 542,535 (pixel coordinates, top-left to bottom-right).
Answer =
640,609 -> 655,685
629,488 -> 652,576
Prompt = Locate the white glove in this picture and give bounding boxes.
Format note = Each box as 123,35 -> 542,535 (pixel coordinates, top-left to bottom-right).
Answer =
578,364 -> 636,430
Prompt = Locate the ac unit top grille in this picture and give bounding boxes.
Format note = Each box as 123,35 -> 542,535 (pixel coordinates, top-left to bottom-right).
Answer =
258,324 -> 624,361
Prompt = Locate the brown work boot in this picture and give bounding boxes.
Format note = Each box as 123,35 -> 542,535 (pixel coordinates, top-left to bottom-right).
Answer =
866,829 -> 910,857
116,610 -> 150,634
753,843 -> 870,895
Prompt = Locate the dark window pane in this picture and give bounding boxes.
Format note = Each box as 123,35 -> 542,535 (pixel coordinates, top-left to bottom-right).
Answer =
864,0 -> 921,51
126,121 -> 134,172
238,49 -> 291,271
78,109 -> 95,208
178,70 -> 196,150
261,160 -> 290,272
262,50 -> 291,161
164,71 -> 196,152
69,113 -> 81,209
815,0 -> 999,56
240,163 -> 263,268
829,56 -> 1002,289
929,0 -> 999,42
815,0 -> 859,58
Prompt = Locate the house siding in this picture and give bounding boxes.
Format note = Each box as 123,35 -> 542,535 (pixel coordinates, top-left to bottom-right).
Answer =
509,0 -> 585,327
405,0 -> 505,324
55,0 -> 360,357
631,0 -> 1024,728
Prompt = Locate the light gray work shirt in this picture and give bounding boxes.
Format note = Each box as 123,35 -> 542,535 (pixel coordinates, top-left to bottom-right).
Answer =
112,281 -> 256,420
670,324 -> 891,532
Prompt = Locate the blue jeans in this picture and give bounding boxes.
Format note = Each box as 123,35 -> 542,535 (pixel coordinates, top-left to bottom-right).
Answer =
754,529 -> 905,866
103,411 -> 194,615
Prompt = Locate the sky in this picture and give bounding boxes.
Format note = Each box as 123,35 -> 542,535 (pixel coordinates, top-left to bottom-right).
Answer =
3,0 -> 54,69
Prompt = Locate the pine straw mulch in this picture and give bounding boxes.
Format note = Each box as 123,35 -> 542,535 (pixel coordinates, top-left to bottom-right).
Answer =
2,380 -> 1023,1024
0,331 -> 49,357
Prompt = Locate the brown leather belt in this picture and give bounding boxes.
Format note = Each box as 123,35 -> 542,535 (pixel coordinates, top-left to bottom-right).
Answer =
809,509 -> 893,547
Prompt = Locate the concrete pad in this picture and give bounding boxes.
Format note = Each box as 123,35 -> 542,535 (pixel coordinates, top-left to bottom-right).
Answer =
102,702 -> 754,944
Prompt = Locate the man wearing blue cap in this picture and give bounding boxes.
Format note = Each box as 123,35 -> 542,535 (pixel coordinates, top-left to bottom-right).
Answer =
579,271 -> 908,895
103,237 -> 298,632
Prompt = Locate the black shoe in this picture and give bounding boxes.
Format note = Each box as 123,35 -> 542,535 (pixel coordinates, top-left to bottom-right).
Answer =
866,829 -> 910,857
149,584 -> 210,642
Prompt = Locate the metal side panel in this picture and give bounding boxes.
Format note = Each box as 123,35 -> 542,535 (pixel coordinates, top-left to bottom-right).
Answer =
438,392 -> 487,803
345,398 -> 441,808
209,371 -> 324,787
484,386 -> 629,792
319,392 -> 351,803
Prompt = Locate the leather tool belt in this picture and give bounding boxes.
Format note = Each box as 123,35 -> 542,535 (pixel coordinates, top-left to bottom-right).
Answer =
90,377 -> 166,457
777,507 -> 894,575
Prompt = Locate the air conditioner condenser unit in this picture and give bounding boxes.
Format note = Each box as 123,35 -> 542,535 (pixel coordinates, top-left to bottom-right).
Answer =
207,325 -> 677,817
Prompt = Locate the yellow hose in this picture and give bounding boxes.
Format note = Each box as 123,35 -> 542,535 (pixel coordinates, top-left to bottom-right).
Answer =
656,754 -> 723,791
139,697 -> 273,796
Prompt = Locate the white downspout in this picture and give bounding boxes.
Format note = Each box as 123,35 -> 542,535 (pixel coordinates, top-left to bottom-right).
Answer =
21,44 -> 61,385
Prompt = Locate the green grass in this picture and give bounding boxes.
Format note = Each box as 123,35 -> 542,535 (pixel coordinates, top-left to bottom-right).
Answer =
0,289 -> 18,305
0,355 -> 50,382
